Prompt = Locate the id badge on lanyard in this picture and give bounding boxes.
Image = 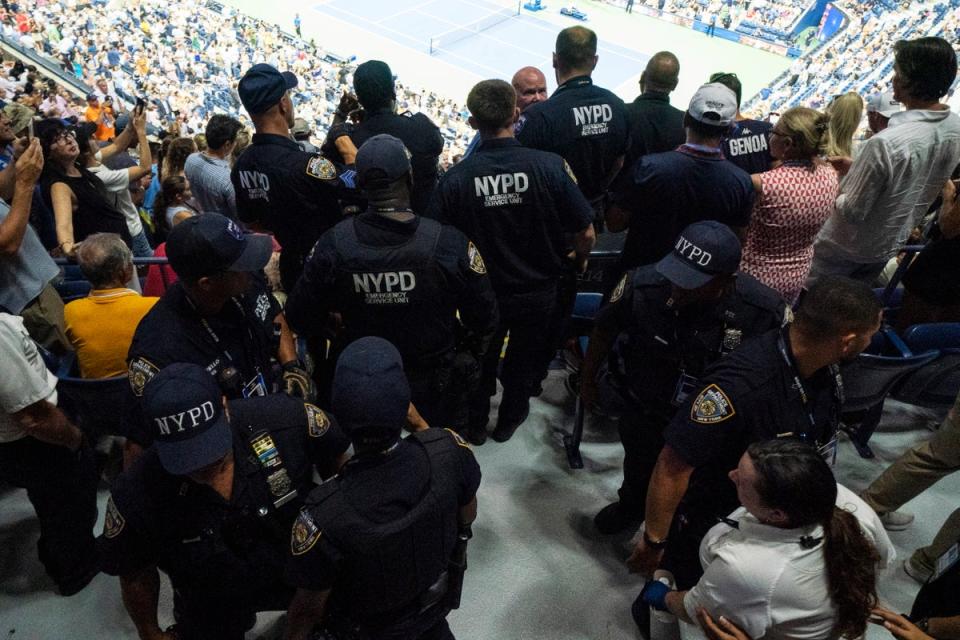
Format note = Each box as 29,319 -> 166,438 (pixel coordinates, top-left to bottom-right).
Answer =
672,372 -> 700,407
242,371 -> 267,398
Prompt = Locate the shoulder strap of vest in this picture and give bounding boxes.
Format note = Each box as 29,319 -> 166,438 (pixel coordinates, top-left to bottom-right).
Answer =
411,216 -> 443,257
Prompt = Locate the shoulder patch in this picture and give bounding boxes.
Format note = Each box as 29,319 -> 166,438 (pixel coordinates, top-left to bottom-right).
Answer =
690,384 -> 736,424
305,404 -> 331,438
128,357 -> 159,397
291,508 -> 322,556
305,156 -> 337,180
444,428 -> 472,450
562,159 -> 578,184
467,241 -> 487,275
103,496 -> 126,538
609,274 -> 628,303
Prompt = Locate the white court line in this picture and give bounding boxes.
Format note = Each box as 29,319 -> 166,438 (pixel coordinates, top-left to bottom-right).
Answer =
375,0 -> 447,25
422,7 -> 649,65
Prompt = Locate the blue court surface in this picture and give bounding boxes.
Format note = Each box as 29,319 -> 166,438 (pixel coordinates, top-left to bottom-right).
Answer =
312,0 -> 648,89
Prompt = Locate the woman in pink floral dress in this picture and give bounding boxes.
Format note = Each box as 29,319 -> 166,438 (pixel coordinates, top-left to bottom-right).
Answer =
741,107 -> 839,304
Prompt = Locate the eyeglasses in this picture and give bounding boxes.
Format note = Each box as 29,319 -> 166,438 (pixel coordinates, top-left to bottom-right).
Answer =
51,130 -> 77,144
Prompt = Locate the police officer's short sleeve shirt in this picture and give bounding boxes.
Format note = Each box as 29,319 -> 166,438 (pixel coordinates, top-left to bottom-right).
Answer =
231,133 -> 355,261
516,76 -> 629,201
664,329 -> 839,472
429,138 -> 594,293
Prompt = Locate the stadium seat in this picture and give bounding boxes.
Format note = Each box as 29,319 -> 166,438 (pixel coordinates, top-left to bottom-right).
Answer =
893,323 -> 960,410
54,352 -> 132,439
558,291 -> 604,470
840,328 -> 940,458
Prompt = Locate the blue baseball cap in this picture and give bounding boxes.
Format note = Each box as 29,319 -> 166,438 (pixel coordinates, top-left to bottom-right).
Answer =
656,221 -> 742,289
331,337 -> 410,444
143,363 -> 232,475
355,134 -> 411,188
166,213 -> 272,280
238,63 -> 298,115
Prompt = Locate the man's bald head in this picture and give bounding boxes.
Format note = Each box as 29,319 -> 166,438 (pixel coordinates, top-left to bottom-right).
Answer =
554,26 -> 598,76
512,66 -> 548,112
640,51 -> 680,94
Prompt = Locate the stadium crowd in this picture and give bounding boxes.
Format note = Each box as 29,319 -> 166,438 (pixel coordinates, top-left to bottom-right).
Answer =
0,0 -> 476,164
1,1 -> 960,639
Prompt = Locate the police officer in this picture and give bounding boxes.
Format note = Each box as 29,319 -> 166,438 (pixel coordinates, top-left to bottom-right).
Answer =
626,276 -> 882,592
285,337 -> 481,640
428,79 -> 596,444
580,222 -> 784,534
127,213 -> 313,448
99,363 -> 350,640
286,134 -> 498,433
231,63 -> 357,290
332,60 -> 444,216
516,26 -> 629,222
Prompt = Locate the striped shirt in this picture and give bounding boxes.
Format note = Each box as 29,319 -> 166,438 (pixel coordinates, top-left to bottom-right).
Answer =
184,151 -> 236,218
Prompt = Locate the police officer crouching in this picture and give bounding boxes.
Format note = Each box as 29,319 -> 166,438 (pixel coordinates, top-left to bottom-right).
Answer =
287,135 -> 498,434
580,221 -> 784,535
99,363 -> 350,640
126,213 -> 313,450
285,337 -> 481,640
429,79 -> 596,444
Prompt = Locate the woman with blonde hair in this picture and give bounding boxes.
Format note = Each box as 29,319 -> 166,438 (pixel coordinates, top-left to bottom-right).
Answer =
825,92 -> 863,158
740,107 -> 838,303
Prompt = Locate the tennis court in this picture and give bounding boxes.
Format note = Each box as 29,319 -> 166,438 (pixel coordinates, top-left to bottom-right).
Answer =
311,0 -> 650,92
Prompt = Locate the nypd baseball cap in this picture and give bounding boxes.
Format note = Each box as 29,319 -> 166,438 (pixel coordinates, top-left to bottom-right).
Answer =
355,134 -> 412,188
166,213 -> 272,280
143,363 -> 232,475
687,83 -> 737,127
656,221 -> 742,289
331,337 -> 410,444
867,91 -> 901,119
238,63 -> 298,115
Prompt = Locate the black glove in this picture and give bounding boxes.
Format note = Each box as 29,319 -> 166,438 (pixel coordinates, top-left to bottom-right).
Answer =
282,361 -> 316,403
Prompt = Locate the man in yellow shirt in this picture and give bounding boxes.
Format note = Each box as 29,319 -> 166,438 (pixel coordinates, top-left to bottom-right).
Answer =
83,94 -> 115,142
65,233 -> 158,378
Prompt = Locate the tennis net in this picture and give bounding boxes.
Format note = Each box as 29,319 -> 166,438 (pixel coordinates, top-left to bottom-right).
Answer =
429,2 -> 521,54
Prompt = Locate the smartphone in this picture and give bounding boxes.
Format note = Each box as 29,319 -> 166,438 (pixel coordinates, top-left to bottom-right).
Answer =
135,97 -> 146,116
26,118 -> 33,140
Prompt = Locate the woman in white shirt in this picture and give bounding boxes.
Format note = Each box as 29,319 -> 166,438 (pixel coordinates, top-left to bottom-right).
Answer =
640,439 -> 894,640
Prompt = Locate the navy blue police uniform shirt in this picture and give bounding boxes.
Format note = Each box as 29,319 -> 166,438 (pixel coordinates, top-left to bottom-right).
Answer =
516,76 -> 629,202
613,144 -> 754,270
99,397 -> 349,589
721,119 -> 773,174
285,428 -> 481,593
623,91 -> 686,168
427,137 -> 594,296
231,133 -> 357,289
663,327 -> 842,517
285,212 -> 498,368
601,267 -> 785,421
126,277 -> 282,445
349,108 -> 445,216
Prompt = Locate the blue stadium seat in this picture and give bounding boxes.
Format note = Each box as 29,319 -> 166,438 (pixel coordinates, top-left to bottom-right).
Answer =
559,291 -> 605,469
841,328 -> 940,458
893,323 -> 960,410
54,352 -> 132,439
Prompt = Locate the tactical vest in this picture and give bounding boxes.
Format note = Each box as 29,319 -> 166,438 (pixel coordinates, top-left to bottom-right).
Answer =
614,272 -> 781,412
304,429 -> 461,619
332,217 -> 456,366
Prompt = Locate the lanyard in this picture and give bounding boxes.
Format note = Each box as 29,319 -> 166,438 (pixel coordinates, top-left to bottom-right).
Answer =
555,76 -> 593,94
776,329 -> 843,445
187,295 -> 260,374
781,159 -> 813,168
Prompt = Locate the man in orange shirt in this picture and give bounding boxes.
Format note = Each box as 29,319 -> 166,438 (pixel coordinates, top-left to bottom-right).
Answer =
83,93 -> 115,141
64,233 -> 157,378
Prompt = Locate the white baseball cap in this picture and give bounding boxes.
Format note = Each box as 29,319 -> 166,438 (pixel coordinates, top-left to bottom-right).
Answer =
867,92 -> 901,119
687,83 -> 738,127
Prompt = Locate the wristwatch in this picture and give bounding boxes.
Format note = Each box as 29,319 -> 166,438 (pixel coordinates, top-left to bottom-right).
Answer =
915,618 -> 930,635
643,530 -> 669,550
